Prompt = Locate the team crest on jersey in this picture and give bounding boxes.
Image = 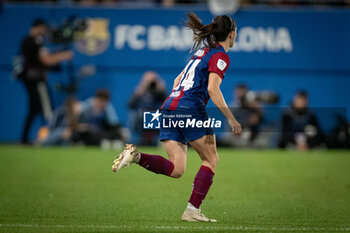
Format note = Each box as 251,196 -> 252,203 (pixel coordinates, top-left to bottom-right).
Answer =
194,50 -> 204,57
217,59 -> 227,71
75,18 -> 110,56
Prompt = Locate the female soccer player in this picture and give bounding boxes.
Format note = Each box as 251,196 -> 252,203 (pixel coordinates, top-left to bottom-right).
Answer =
112,13 -> 242,222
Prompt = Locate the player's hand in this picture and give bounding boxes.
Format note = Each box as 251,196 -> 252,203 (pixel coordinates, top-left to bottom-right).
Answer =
229,119 -> 242,135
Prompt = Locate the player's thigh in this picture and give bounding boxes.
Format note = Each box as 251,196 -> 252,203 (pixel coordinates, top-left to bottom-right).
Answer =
164,140 -> 187,174
189,134 -> 219,171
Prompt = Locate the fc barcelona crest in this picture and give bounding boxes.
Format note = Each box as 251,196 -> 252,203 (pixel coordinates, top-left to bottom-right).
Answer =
75,18 -> 110,56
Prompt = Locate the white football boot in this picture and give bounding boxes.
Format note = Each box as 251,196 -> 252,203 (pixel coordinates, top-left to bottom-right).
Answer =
182,208 -> 217,222
112,144 -> 140,172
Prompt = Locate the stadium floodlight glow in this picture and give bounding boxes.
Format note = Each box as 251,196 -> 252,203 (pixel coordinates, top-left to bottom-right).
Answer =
208,0 -> 240,16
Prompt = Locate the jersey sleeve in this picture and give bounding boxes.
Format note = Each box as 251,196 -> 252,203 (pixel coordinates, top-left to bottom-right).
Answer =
208,52 -> 230,80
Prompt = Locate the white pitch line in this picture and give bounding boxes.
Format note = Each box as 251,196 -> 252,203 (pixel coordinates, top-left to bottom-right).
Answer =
0,223 -> 350,232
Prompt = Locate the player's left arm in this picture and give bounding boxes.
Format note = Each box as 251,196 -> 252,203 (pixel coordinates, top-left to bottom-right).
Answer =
207,52 -> 241,135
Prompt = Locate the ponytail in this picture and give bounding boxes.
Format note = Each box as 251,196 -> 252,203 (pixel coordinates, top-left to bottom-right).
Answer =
185,12 -> 236,52
185,13 -> 216,52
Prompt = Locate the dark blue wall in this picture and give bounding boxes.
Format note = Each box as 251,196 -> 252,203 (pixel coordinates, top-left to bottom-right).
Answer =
0,5 -> 349,141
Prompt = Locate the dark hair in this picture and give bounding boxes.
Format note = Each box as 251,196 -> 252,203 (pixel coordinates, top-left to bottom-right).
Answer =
95,89 -> 110,101
185,12 -> 236,52
235,83 -> 248,90
32,18 -> 46,27
296,90 -> 308,99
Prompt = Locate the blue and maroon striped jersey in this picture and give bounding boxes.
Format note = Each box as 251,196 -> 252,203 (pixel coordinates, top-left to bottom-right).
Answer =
161,44 -> 230,112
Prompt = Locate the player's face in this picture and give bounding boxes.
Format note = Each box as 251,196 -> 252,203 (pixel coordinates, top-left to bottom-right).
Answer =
229,28 -> 237,48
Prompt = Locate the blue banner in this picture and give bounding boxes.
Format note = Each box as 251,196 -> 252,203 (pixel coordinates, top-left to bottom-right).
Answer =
0,5 -> 350,71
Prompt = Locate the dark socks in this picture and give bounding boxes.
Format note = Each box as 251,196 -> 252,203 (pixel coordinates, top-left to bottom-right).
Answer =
189,165 -> 214,209
138,153 -> 174,176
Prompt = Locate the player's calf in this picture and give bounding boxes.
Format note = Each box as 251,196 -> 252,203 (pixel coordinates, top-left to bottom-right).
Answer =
138,152 -> 175,176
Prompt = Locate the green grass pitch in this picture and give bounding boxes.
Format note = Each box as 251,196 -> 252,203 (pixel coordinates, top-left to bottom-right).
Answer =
0,145 -> 349,232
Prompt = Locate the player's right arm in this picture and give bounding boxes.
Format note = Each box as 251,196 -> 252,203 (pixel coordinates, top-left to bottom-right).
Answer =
208,72 -> 242,135
172,70 -> 185,89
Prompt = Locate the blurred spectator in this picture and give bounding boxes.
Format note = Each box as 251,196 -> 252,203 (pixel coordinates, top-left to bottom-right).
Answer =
231,84 -> 263,142
74,89 -> 128,146
219,84 -> 281,148
129,71 -> 167,110
128,71 -> 167,145
218,84 -> 266,148
19,18 -> 73,144
326,115 -> 350,148
278,90 -> 324,150
40,97 -> 81,146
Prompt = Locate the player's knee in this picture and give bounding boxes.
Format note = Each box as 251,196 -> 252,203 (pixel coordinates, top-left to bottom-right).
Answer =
171,166 -> 185,178
171,170 -> 184,178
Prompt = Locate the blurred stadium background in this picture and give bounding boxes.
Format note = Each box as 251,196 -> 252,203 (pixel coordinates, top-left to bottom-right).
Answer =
0,0 -> 350,148
0,0 -> 350,232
